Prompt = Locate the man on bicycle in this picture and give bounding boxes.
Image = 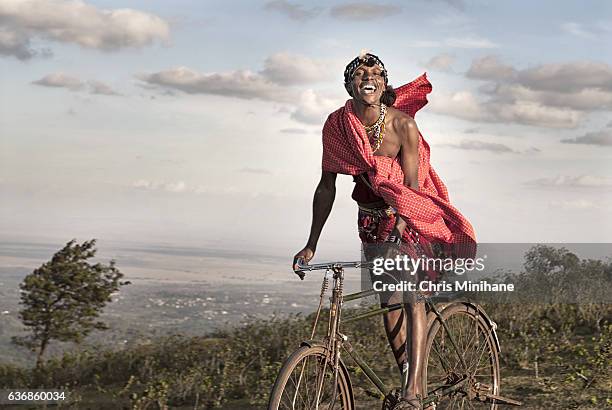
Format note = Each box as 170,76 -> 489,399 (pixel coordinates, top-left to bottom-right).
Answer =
293,52 -> 476,409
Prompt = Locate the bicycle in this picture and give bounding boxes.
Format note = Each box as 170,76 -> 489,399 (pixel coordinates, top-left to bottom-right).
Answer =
268,260 -> 522,409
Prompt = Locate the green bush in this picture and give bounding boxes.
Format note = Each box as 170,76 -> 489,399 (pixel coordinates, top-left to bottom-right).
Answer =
1,245 -> 610,408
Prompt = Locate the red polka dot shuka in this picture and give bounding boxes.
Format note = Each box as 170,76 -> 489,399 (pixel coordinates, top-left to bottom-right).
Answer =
322,73 -> 477,258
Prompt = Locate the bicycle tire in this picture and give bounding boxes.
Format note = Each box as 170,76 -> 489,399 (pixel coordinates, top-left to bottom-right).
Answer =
268,344 -> 354,410
422,303 -> 501,409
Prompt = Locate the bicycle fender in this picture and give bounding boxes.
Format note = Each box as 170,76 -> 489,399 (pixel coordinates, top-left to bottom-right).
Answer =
299,339 -> 324,348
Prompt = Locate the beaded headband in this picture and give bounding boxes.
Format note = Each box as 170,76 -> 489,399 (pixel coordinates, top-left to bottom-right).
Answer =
343,52 -> 388,87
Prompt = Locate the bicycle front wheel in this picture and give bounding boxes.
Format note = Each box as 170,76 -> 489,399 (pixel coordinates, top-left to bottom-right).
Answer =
423,303 -> 501,409
268,344 -> 354,410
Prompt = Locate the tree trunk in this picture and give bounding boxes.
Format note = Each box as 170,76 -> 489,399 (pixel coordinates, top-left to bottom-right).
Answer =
36,338 -> 48,369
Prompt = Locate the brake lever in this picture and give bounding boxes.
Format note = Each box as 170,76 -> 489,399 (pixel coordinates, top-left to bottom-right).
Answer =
293,257 -> 307,280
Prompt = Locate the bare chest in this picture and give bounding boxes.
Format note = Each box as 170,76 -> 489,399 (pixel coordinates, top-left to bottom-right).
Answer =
369,117 -> 402,159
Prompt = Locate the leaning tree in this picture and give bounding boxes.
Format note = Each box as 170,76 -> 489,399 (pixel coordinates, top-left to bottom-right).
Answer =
13,239 -> 129,367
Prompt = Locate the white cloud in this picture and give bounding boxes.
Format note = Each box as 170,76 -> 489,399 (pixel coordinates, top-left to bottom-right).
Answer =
32,73 -> 121,96
549,199 -> 599,210
88,80 -> 121,96
290,89 -> 341,125
487,84 -> 612,111
445,36 -> 498,49
404,40 -> 442,48
561,22 -> 596,39
139,52 -> 334,102
0,0 -> 169,60
430,89 -> 583,128
165,181 -> 186,193
596,20 -> 612,32
469,59 -> 612,96
429,90 -> 489,122
261,52 -> 333,85
424,53 -> 455,72
492,100 -> 582,128
139,54 -> 343,125
526,175 -> 612,188
133,180 -> 187,193
0,26 -> 49,60
517,61 -> 612,93
437,58 -> 612,128
264,0 -> 321,21
434,0 -> 466,11
441,139 -> 515,153
133,180 -> 156,189
138,67 -> 294,102
561,130 -> 612,146
32,73 -> 83,90
403,37 -> 498,49
330,3 -> 401,20
280,128 -> 309,134
466,55 -> 516,81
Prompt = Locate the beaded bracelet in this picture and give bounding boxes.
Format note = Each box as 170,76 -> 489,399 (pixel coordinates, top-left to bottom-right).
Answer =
384,234 -> 401,245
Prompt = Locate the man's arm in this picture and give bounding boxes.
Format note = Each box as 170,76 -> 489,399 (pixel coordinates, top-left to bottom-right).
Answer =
390,117 -> 420,239
400,118 -> 420,190
293,171 -> 337,267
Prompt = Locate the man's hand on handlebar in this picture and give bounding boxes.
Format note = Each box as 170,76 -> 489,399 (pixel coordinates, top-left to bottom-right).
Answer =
292,247 -> 314,279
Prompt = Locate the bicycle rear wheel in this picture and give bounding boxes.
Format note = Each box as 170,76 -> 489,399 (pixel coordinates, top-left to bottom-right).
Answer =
268,344 -> 354,410
423,303 -> 501,409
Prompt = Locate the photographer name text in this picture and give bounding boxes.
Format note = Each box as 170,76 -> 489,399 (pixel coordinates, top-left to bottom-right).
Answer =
372,280 -> 514,293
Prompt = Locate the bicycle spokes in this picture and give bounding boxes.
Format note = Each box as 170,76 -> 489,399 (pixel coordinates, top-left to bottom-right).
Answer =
426,308 -> 499,409
279,353 -> 345,410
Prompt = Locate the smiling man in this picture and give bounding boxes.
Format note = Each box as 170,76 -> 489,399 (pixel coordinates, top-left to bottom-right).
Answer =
293,52 -> 476,409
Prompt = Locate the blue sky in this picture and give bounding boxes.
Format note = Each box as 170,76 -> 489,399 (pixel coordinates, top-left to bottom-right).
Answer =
1,0 -> 611,260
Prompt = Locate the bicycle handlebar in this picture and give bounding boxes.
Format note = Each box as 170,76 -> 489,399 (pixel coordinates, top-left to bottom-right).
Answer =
293,258 -> 373,280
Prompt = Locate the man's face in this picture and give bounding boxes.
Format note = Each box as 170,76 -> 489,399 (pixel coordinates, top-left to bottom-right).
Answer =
350,63 -> 385,105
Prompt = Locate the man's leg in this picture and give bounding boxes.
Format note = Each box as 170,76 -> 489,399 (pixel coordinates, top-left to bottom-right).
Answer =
382,302 -> 408,369
382,298 -> 426,389
380,286 -> 408,369
405,301 -> 426,399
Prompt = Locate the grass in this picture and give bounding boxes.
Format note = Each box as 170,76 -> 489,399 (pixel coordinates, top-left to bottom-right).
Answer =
1,245 -> 610,409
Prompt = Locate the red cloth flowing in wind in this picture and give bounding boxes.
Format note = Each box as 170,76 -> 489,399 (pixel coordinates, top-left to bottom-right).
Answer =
322,73 -> 477,254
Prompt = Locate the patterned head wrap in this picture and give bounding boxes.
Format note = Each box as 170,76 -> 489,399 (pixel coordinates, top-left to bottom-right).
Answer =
343,52 -> 388,95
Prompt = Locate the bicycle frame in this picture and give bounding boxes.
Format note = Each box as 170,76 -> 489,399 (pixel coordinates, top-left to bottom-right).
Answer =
289,258 -> 521,408
307,264 -> 475,407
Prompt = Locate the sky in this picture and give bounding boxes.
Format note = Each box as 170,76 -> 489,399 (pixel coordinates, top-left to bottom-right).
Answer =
1,0 -> 611,262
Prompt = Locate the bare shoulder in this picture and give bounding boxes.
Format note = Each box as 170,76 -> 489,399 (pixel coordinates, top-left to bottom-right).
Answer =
387,107 -> 418,139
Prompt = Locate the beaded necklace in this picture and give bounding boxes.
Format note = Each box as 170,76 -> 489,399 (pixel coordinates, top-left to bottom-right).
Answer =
363,104 -> 387,152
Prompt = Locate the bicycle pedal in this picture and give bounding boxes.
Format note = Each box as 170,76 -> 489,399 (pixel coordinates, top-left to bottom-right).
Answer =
381,389 -> 401,410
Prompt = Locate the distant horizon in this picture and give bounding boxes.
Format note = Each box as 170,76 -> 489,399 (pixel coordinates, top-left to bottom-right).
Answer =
1,237 -> 610,284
